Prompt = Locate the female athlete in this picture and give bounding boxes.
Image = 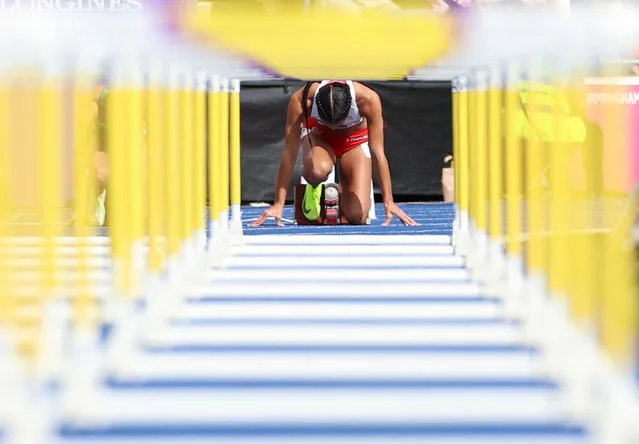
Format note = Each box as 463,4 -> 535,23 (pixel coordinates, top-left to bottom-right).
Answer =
251,80 -> 417,227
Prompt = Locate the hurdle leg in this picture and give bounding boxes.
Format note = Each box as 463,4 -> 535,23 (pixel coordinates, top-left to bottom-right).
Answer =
229,79 -> 243,245
210,76 -> 232,261
207,75 -> 224,267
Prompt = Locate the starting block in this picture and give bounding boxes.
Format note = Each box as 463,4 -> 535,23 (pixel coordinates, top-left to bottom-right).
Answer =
294,182 -> 345,225
294,165 -> 376,225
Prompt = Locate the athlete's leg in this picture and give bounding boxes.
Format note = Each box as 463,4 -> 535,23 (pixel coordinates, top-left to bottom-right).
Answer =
300,131 -> 336,185
298,132 -> 337,222
337,143 -> 372,225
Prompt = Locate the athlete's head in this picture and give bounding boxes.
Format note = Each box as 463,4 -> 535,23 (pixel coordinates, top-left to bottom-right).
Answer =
315,81 -> 352,126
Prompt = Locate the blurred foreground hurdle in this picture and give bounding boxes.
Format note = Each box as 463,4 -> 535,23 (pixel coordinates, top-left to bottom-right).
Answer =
0,59 -> 243,439
452,59 -> 639,442
0,5 -> 457,442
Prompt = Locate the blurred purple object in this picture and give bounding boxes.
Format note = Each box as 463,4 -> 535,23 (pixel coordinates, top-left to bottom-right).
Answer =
442,0 -> 473,9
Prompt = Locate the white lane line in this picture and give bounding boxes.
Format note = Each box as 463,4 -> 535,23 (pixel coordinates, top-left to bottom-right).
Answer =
115,352 -> 541,380
223,256 -> 465,268
205,268 -> 470,282
176,302 -> 499,320
49,436 -> 587,444
231,245 -> 454,256
152,324 -> 521,347
89,388 -> 563,423
241,235 -> 452,245
189,282 -> 480,298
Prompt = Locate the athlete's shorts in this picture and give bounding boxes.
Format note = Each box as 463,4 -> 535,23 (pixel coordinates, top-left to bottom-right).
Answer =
304,117 -> 369,158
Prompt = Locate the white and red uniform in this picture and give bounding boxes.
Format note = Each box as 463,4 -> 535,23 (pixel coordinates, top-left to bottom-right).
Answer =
305,80 -> 370,158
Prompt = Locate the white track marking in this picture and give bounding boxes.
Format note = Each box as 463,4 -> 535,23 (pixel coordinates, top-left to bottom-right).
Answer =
85,388 -> 562,423
3,245 -> 454,256
176,302 -> 500,320
49,437 -> 586,444
151,324 -> 522,347
5,230 -> 582,442
205,268 -> 470,282
241,235 -> 452,245
223,256 -> 464,268
231,245 -> 454,256
189,282 -> 480,298
115,352 -> 541,380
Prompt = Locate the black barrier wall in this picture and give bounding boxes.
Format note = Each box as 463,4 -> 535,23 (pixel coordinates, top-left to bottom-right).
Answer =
239,80 -> 453,203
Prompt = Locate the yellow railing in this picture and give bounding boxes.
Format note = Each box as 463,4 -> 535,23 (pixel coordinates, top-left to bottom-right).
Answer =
453,60 -> 638,439
0,62 -> 243,425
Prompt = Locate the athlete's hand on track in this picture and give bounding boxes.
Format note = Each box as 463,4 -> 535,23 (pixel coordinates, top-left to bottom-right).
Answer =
250,204 -> 285,227
381,203 -> 419,226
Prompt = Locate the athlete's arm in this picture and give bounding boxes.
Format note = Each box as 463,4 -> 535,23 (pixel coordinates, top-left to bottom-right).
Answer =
250,89 -> 306,227
360,92 -> 393,206
273,90 -> 304,206
360,89 -> 418,226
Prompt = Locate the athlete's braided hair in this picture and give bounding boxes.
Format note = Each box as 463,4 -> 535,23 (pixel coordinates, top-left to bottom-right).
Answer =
315,81 -> 352,125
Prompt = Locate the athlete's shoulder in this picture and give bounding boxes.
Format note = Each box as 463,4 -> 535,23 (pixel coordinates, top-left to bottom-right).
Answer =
353,82 -> 380,100
353,82 -> 382,115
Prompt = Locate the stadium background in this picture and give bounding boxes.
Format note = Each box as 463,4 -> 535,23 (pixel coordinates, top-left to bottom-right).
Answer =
196,0 -> 639,204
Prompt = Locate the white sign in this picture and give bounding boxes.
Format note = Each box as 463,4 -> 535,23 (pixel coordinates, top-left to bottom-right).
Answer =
0,0 -> 143,12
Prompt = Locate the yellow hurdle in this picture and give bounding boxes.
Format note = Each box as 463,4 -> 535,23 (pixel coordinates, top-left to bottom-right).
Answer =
0,74 -> 13,340
164,68 -> 182,270
598,64 -> 637,377
520,62 -> 550,344
207,75 -> 241,260
180,68 -> 195,259
208,76 -> 221,254
0,57 -> 246,436
523,67 -> 547,284
146,67 -> 166,277
454,76 -> 470,257
194,71 -> 208,253
546,73 -> 573,341
106,71 -> 130,298
229,78 -> 243,242
451,78 -> 460,245
486,65 -> 504,295
567,69 -> 597,338
501,62 -> 525,318
71,71 -> 97,334
219,78 -> 231,239
35,68 -> 65,379
127,67 -> 145,297
466,75 -> 478,259
454,56 -> 639,439
603,189 -> 637,372
470,70 -> 488,281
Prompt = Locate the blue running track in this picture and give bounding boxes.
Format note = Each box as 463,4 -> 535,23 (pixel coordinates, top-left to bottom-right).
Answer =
1,203 -> 593,444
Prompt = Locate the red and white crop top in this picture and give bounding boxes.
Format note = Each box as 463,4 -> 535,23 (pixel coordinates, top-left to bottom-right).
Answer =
309,80 -> 364,128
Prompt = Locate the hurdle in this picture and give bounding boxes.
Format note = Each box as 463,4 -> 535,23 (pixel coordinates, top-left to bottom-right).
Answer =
3,3 -> 639,444
0,42 -> 244,440
452,54 -> 639,442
